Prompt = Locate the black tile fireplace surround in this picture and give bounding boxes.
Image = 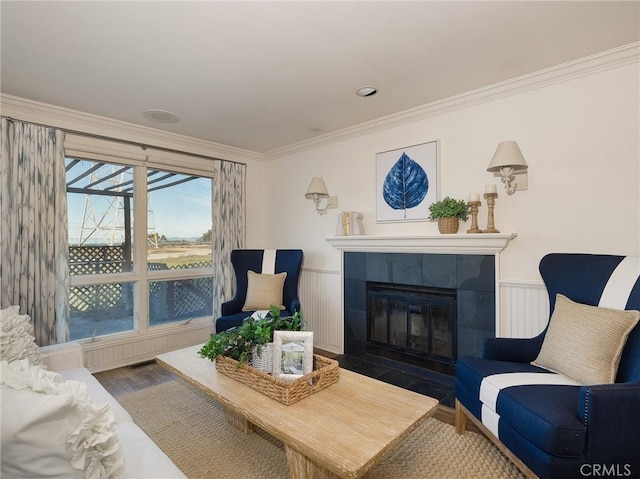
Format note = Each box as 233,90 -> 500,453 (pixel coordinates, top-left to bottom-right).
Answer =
343,252 -> 496,378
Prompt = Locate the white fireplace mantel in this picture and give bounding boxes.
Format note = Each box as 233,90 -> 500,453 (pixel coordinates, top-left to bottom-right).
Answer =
325,233 -> 517,255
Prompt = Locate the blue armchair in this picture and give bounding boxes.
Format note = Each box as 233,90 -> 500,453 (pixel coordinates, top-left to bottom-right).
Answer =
215,249 -> 303,333
455,253 -> 640,479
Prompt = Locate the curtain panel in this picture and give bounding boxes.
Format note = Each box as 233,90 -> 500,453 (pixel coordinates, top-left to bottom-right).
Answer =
212,160 -> 246,319
0,119 -> 70,345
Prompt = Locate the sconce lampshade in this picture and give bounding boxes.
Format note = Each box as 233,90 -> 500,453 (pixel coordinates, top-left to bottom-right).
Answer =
487,141 -> 528,172
305,177 -> 329,199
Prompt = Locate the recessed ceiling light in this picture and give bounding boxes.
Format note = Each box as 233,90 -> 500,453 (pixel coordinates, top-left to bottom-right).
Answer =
143,109 -> 180,123
356,86 -> 377,97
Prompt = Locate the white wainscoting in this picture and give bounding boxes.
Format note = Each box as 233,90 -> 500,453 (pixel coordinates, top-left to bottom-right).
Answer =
299,269 -> 550,355
499,280 -> 549,339
299,268 -> 343,353
81,322 -> 213,373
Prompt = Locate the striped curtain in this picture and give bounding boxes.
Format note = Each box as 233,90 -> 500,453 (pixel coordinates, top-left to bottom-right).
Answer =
212,160 -> 246,319
0,119 -> 70,345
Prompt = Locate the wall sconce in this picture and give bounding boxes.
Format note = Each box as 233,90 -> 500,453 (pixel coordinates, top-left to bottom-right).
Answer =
305,177 -> 338,215
486,141 -> 528,195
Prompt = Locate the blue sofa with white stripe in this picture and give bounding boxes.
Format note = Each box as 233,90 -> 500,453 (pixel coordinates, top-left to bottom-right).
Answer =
455,253 -> 640,479
215,249 -> 303,333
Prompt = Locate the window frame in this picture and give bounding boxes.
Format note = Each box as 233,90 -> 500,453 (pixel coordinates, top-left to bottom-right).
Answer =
65,134 -> 215,340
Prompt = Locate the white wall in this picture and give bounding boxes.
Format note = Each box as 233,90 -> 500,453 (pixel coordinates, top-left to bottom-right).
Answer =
262,59 -> 640,282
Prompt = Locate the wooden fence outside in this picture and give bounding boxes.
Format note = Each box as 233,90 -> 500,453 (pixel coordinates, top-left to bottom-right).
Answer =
69,245 -> 213,322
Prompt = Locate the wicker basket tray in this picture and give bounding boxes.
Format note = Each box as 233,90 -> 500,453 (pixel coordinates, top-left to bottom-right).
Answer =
215,354 -> 339,405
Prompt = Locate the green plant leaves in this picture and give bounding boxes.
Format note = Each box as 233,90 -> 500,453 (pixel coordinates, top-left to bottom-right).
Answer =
198,308 -> 304,365
427,196 -> 469,221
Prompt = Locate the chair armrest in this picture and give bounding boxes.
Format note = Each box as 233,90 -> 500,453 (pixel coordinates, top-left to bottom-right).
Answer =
288,299 -> 301,315
483,336 -> 544,362
222,298 -> 300,317
579,383 -> 640,465
40,341 -> 84,371
221,297 -> 244,316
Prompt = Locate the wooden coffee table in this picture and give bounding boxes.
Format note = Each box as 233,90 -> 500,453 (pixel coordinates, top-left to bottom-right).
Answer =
156,345 -> 438,479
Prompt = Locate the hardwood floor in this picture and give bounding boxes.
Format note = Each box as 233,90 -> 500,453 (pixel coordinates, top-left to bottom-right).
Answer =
94,355 -> 474,432
94,360 -> 177,398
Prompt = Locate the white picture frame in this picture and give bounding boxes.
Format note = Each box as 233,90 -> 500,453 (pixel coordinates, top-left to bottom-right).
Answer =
272,331 -> 314,381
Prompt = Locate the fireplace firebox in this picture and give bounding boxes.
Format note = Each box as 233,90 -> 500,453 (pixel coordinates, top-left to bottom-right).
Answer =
344,252 -> 496,378
367,282 -> 457,375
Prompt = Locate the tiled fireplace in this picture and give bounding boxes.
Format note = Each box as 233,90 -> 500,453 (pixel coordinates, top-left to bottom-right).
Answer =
344,252 -> 495,376
327,234 -> 516,378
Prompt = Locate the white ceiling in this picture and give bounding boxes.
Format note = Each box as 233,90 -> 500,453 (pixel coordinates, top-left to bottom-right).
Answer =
2,1 -> 638,154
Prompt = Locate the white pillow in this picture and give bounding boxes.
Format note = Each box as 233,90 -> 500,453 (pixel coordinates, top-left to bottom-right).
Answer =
0,305 -> 44,366
0,359 -> 124,479
242,271 -> 287,311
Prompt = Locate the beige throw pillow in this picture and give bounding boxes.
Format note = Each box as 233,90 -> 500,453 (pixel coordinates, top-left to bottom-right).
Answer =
532,294 -> 640,385
242,271 -> 287,311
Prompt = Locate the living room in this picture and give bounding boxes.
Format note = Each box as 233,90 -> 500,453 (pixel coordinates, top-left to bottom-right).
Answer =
2,1 -> 638,368
1,2 -> 639,478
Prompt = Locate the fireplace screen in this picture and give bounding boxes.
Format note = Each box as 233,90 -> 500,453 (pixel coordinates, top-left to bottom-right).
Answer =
367,282 -> 456,373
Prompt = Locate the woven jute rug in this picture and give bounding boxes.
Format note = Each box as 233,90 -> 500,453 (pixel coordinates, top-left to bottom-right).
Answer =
118,380 -> 525,479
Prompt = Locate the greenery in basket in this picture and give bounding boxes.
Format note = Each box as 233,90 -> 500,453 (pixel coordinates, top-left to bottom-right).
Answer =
427,196 -> 469,222
198,305 -> 303,365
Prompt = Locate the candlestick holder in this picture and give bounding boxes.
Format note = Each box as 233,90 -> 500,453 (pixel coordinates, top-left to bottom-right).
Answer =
467,201 -> 482,233
483,193 -> 500,233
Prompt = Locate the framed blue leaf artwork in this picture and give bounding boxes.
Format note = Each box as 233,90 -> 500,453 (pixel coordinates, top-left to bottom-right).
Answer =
376,140 -> 439,222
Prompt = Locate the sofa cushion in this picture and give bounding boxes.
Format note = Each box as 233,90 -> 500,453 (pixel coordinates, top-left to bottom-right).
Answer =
533,294 -> 640,384
0,359 -> 123,479
242,271 -> 287,311
0,305 -> 44,366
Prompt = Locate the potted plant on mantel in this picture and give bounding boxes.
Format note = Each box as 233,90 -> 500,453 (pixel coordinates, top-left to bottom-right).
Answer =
199,305 -> 303,371
428,196 -> 469,234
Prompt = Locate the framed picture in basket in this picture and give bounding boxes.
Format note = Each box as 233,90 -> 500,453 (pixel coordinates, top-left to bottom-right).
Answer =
272,331 -> 313,381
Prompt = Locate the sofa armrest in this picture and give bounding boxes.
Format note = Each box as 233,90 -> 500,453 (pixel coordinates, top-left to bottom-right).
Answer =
483,336 -> 544,362
579,383 -> 640,465
40,341 -> 84,371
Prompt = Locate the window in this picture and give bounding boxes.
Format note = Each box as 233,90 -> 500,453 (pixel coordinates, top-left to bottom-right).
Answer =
66,157 -> 213,340
146,169 -> 212,326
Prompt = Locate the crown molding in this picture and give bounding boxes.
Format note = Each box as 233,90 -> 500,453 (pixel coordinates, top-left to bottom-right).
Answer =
264,42 -> 640,161
0,94 -> 262,164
